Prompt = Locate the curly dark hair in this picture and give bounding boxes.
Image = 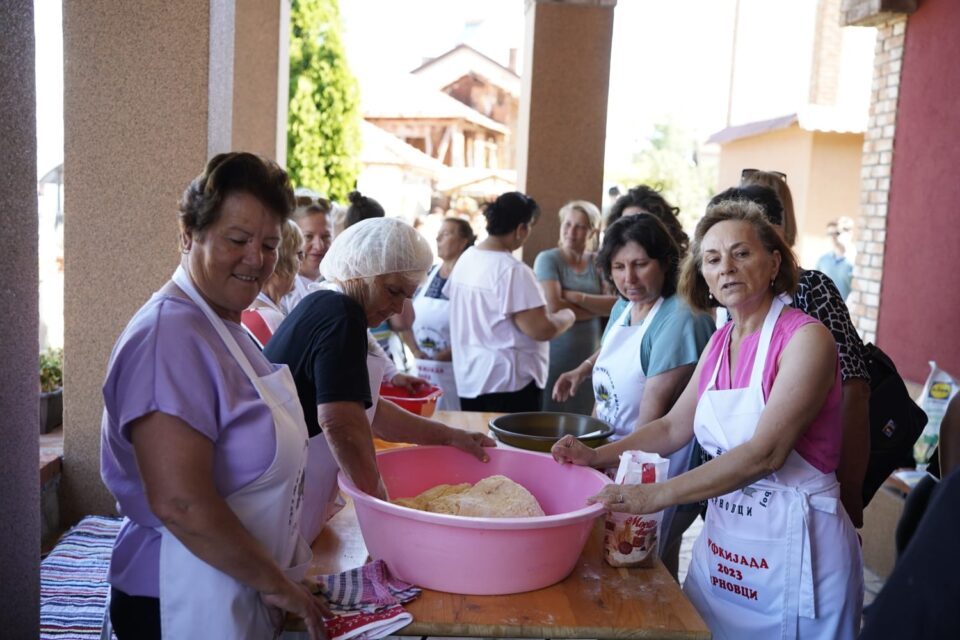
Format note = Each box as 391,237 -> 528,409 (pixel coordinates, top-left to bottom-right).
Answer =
606,185 -> 689,255
596,214 -> 681,299
484,191 -> 540,235
344,190 -> 386,228
178,152 -> 294,237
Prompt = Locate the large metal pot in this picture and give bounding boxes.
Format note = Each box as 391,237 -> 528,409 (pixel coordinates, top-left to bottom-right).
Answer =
489,412 -> 614,452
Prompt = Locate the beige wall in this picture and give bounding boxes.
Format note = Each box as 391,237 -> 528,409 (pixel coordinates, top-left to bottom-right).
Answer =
715,127 -> 863,265
518,0 -> 615,264
62,1 -> 288,520
804,131 -> 864,264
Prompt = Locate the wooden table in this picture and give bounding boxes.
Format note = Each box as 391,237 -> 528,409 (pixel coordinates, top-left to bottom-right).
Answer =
304,411 -> 711,639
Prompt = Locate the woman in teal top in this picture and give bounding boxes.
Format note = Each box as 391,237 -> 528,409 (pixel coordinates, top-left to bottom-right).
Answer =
534,201 -> 617,414
552,214 -> 714,579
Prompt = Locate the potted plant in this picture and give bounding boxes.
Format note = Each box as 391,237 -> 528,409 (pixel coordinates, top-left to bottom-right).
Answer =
40,347 -> 63,434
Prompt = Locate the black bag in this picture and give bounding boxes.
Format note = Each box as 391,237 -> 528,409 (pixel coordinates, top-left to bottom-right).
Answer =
861,343 -> 928,506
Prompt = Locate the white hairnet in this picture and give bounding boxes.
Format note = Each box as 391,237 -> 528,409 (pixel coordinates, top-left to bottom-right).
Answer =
320,217 -> 433,281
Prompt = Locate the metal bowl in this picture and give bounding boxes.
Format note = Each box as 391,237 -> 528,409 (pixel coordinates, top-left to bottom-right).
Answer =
489,412 -> 614,452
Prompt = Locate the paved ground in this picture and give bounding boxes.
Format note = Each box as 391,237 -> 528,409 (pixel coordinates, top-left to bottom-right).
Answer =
677,517 -> 885,605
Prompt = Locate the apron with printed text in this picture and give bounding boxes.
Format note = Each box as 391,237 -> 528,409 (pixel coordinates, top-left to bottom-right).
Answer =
683,297 -> 862,640
593,297 -> 694,544
411,266 -> 460,411
160,266 -> 311,640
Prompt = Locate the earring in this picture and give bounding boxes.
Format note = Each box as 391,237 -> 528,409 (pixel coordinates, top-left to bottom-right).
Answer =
770,279 -> 775,288
708,292 -> 714,301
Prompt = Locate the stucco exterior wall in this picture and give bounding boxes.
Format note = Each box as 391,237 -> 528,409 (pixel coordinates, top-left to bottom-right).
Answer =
0,1 -> 41,633
877,0 -> 960,382
518,0 -> 615,264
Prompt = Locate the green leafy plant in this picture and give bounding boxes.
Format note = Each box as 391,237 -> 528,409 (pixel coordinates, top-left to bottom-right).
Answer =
40,347 -> 63,393
287,0 -> 361,201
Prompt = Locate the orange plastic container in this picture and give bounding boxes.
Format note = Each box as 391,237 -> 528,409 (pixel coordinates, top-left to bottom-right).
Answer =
379,383 -> 443,417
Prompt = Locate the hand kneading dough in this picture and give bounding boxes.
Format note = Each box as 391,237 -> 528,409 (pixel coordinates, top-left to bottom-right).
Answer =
393,475 -> 545,517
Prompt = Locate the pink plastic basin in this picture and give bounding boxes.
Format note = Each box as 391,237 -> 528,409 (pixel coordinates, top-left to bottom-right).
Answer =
338,446 -> 611,595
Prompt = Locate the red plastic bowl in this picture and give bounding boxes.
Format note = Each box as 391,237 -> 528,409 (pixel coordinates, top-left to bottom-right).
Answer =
379,382 -> 443,417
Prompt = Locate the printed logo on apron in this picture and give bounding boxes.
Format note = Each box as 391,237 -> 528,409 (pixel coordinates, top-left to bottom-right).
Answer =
592,365 -> 619,424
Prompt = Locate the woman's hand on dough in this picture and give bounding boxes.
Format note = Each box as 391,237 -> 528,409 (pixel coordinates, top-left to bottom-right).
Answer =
445,429 -> 496,462
551,434 -> 597,466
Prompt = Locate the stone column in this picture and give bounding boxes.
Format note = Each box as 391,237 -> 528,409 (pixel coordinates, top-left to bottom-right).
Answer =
0,3 -> 41,633
62,0 -> 289,520
517,0 -> 616,265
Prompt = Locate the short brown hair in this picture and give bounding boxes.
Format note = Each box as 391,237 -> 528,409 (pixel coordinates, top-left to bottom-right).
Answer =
679,199 -> 798,313
178,152 -> 294,238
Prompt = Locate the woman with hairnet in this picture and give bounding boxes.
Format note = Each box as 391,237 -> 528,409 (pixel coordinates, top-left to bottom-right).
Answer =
265,217 -> 495,542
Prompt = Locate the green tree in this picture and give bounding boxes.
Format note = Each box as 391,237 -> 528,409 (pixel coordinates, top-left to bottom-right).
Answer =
608,121 -> 716,231
287,0 -> 361,201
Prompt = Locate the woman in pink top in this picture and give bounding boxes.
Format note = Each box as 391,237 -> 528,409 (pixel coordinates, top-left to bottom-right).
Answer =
553,199 -> 862,638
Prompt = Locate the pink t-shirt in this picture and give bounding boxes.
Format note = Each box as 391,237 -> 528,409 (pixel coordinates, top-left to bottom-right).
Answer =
697,307 -> 843,473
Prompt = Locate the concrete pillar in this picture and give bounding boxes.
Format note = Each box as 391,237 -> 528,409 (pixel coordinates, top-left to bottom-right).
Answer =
233,0 -> 289,161
0,2 -> 41,633
517,0 -> 616,265
62,1 -> 289,520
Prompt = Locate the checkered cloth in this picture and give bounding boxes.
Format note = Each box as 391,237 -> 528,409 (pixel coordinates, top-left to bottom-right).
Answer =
313,560 -> 421,640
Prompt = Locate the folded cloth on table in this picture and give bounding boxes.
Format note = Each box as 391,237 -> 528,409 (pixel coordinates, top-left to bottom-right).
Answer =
313,560 -> 421,640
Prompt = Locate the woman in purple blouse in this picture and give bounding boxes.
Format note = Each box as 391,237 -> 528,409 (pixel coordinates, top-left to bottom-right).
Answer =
100,153 -> 329,639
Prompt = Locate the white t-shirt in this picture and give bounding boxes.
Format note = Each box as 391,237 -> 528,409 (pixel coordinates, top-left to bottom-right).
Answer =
445,247 -> 548,397
281,274 -> 322,315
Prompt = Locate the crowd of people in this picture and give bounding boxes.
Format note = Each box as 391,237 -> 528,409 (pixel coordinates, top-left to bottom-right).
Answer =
99,150 -> 926,639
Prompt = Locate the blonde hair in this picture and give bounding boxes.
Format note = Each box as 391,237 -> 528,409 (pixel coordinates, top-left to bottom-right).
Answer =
740,171 -> 797,247
274,219 -> 305,281
558,200 -> 602,231
679,199 -> 799,313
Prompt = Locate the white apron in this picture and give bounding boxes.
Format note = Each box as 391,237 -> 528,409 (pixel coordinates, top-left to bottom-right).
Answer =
299,324 -> 389,543
163,266 -> 312,640
683,298 -> 862,640
411,266 -> 459,411
593,297 -> 694,544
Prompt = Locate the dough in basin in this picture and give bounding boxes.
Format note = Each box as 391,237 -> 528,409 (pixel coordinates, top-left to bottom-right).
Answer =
393,475 -> 545,517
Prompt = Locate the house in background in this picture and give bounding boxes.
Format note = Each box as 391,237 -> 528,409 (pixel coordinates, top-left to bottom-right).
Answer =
357,43 -> 520,219
708,106 -> 865,266
706,0 -> 875,267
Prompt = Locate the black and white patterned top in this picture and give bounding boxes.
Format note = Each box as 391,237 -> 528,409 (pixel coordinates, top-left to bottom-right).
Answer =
794,269 -> 870,383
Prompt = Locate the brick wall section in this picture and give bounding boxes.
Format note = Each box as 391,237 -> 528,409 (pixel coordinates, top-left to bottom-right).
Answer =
847,16 -> 907,344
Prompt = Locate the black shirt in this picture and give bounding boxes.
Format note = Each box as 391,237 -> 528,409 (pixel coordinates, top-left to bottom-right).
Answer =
264,290 -> 371,437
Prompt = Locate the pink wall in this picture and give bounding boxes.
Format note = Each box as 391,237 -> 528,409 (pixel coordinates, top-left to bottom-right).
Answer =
878,0 -> 960,382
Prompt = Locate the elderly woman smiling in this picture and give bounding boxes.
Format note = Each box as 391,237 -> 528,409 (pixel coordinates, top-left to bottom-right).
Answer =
264,217 -> 494,543
100,153 -> 328,639
554,199 -> 862,638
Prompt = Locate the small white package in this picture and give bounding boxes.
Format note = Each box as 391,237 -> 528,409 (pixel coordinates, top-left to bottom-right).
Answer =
603,450 -> 669,568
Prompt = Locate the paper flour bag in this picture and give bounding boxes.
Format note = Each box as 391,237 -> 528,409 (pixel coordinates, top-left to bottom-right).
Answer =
603,450 -> 669,568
